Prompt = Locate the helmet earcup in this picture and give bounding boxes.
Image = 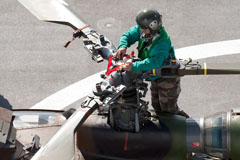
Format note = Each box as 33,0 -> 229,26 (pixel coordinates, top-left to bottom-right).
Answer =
149,20 -> 158,30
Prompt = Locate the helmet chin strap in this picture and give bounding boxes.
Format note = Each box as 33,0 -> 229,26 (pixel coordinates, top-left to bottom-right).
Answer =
140,32 -> 153,40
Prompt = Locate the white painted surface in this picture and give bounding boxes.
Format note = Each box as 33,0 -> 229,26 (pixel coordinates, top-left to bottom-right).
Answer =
176,39 -> 240,60
31,39 -> 240,110
31,71 -> 104,110
31,109 -> 87,160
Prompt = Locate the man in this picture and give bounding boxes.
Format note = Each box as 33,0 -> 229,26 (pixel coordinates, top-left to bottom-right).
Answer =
115,8 -> 189,118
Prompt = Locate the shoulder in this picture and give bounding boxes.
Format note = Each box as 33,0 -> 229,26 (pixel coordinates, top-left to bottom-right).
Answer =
152,27 -> 172,48
151,33 -> 171,53
128,25 -> 141,33
158,26 -> 171,42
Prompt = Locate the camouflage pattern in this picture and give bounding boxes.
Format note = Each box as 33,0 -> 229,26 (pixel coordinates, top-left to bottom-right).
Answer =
150,77 -> 181,115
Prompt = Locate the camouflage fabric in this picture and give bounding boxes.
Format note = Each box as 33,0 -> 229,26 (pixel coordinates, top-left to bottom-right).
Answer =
150,77 -> 181,115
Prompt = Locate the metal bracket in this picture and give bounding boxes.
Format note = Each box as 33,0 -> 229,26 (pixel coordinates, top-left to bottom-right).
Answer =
0,107 -> 12,145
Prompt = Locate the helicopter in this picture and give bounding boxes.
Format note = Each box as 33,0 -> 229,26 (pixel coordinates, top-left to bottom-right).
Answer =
1,0 -> 240,159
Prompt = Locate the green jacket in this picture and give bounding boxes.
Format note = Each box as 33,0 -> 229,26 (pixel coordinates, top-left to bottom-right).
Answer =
118,25 -> 174,75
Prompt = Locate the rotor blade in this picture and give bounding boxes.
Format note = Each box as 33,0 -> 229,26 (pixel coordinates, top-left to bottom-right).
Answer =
17,0 -> 90,31
178,62 -> 240,76
149,62 -> 240,78
202,63 -> 240,70
176,63 -> 240,76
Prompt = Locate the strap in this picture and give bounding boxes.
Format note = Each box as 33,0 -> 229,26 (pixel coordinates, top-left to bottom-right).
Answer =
106,55 -> 113,75
106,51 -> 135,75
64,24 -> 90,48
124,51 -> 134,58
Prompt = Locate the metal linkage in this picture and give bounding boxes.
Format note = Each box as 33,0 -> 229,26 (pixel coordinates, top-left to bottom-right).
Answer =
83,30 -> 117,63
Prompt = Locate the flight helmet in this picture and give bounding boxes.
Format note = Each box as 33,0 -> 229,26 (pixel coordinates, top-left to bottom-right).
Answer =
136,9 -> 162,39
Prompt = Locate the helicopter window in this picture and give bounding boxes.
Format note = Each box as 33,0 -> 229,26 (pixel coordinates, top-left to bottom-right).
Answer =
12,111 -> 62,129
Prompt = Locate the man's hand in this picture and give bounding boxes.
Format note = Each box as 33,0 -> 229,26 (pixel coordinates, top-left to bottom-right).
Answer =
122,62 -> 133,72
115,48 -> 127,60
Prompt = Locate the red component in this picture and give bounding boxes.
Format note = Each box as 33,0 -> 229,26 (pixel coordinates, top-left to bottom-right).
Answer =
109,77 -> 117,87
105,51 -> 135,75
64,24 -> 90,48
96,85 -> 101,88
106,65 -> 122,75
106,55 -> 113,75
64,40 -> 72,48
106,55 -> 121,75
124,132 -> 128,152
192,142 -> 200,148
124,51 -> 134,58
86,111 -> 90,117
